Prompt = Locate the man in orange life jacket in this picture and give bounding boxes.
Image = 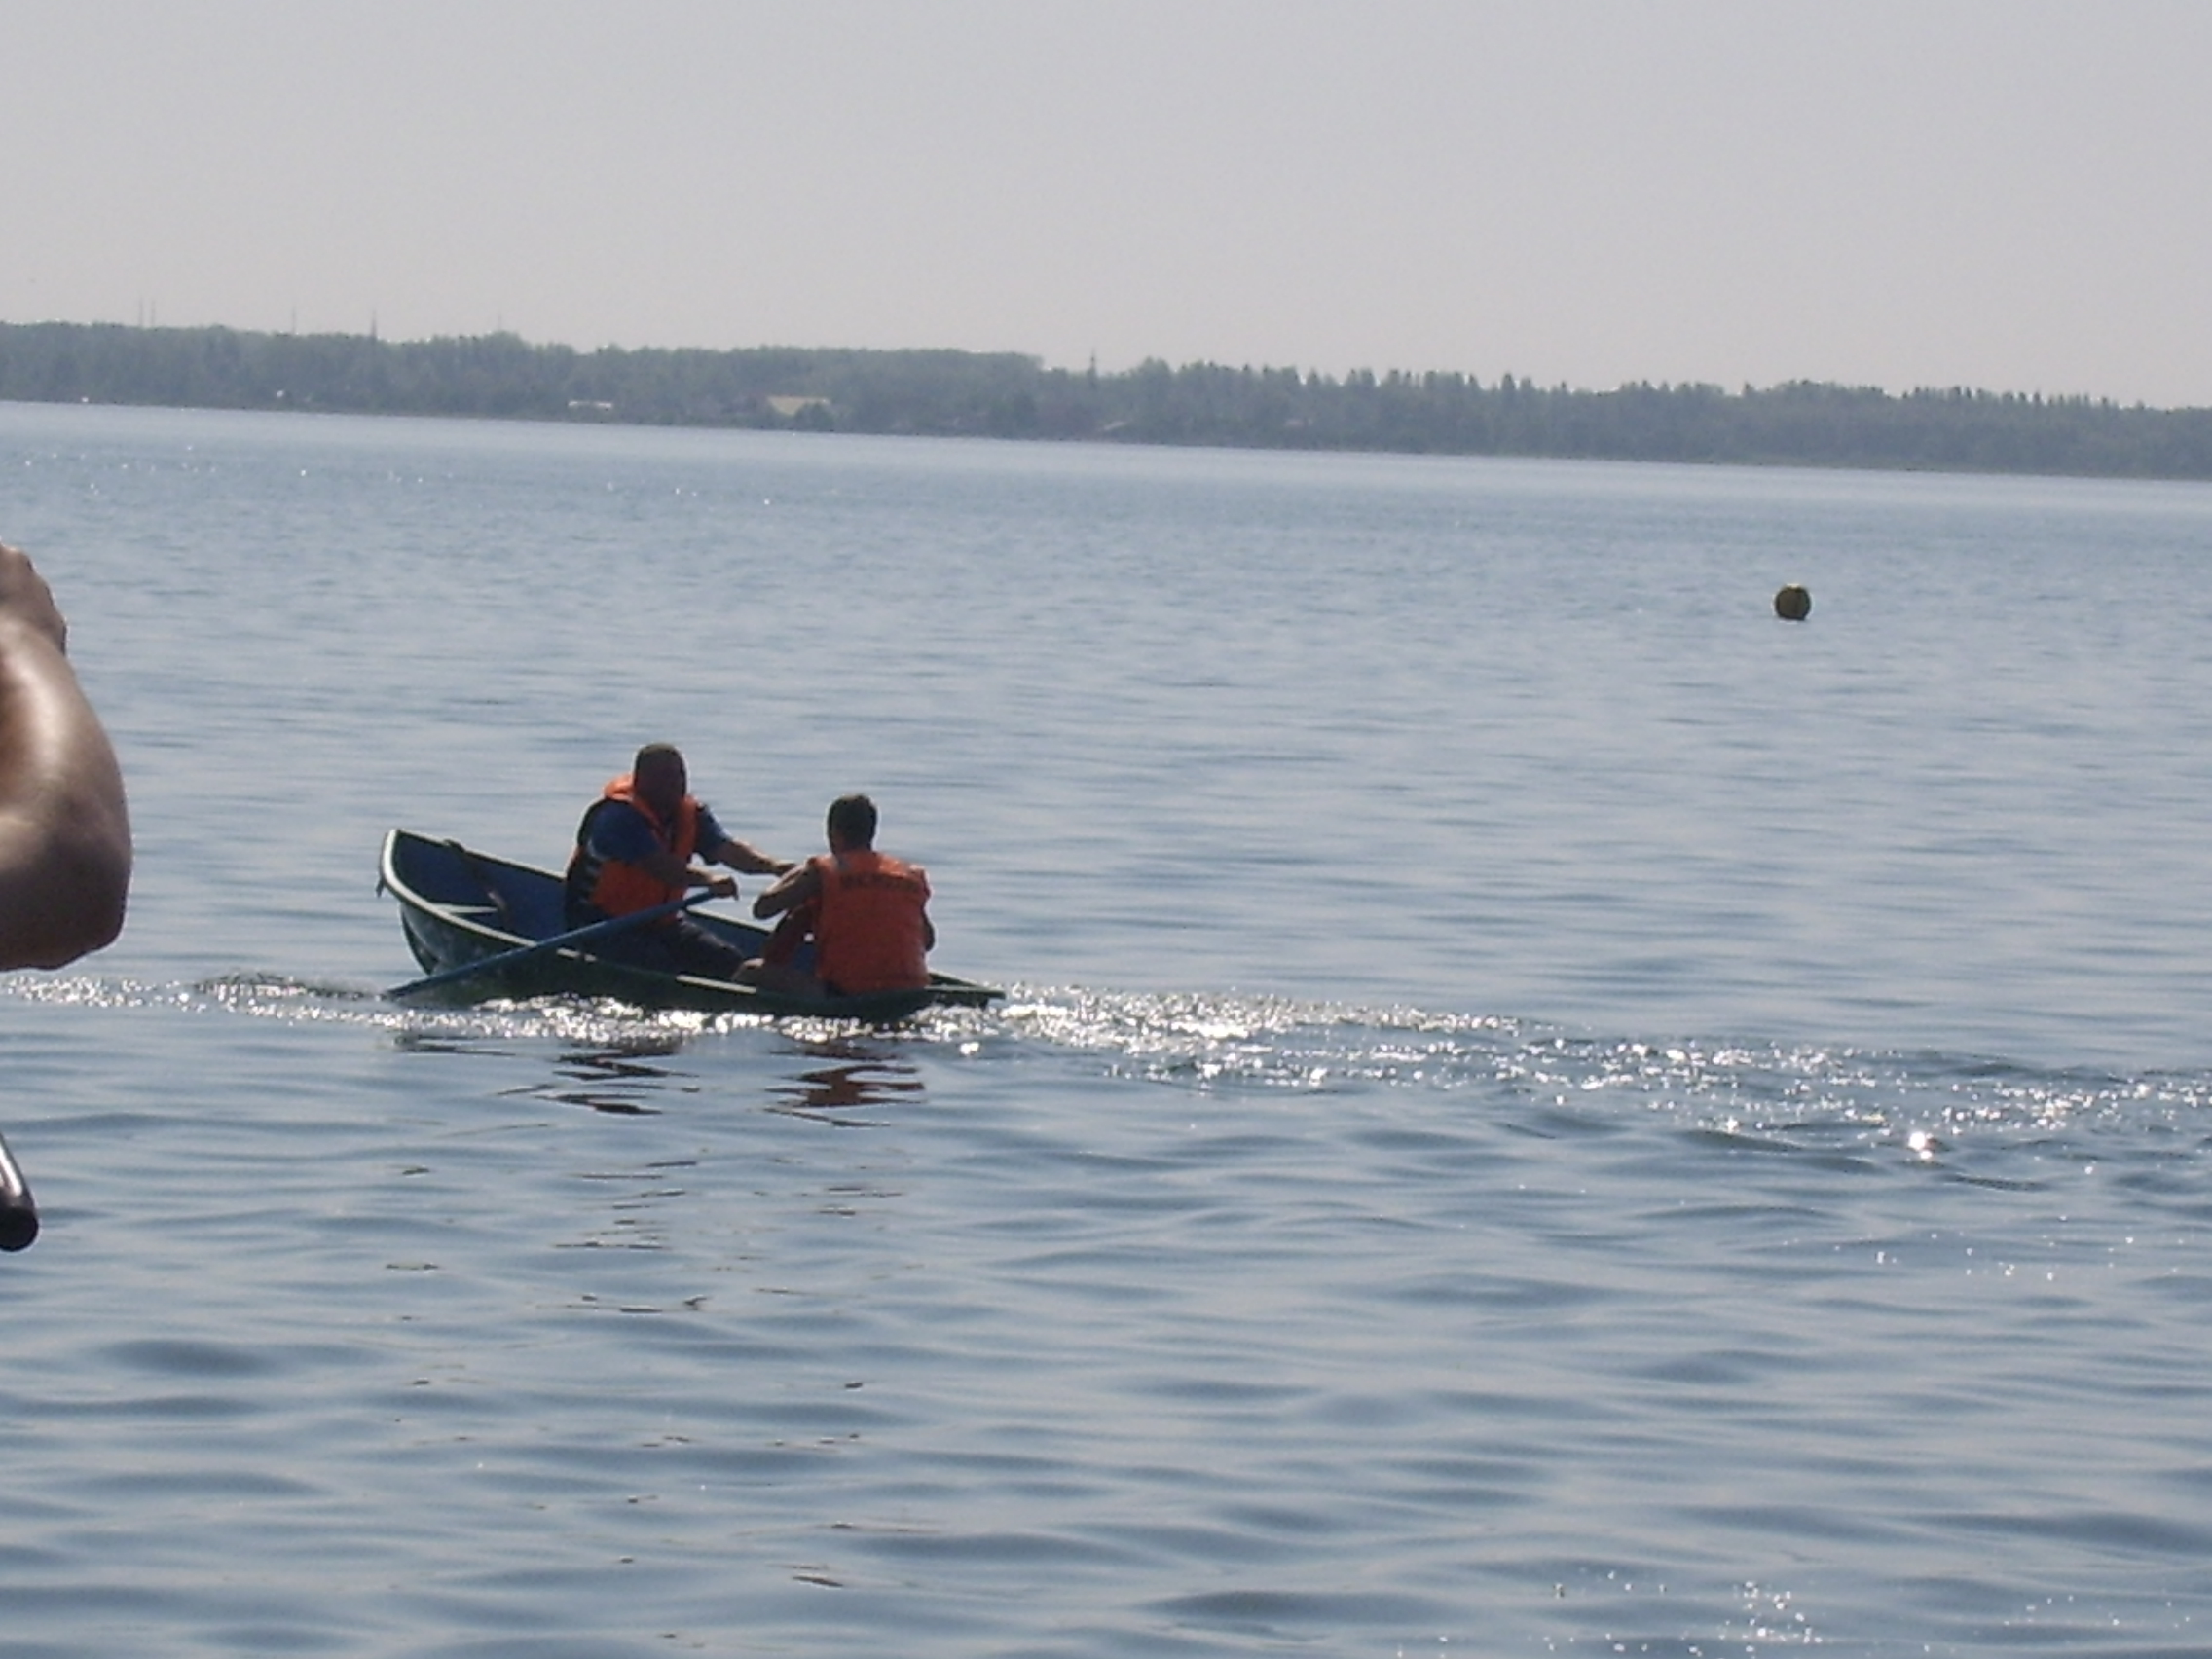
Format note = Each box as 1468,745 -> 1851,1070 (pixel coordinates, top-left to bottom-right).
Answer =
564,743 -> 792,981
741,793 -> 934,999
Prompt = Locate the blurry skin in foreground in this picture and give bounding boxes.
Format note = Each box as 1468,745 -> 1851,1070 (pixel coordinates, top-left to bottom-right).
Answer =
0,542 -> 130,971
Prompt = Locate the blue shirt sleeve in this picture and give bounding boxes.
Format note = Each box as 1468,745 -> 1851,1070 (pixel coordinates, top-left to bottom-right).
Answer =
693,802 -> 730,854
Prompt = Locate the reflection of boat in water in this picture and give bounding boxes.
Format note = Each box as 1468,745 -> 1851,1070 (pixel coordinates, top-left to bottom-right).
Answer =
542,1042 -> 689,1116
772,1051 -> 928,1124
487,1037 -> 924,1124
378,829 -> 1003,1020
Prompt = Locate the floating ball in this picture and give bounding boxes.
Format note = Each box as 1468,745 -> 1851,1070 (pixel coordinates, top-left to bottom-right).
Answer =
1774,584 -> 1811,621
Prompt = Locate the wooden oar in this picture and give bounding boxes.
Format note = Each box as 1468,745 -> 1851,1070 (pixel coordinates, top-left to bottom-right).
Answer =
0,1130 -> 38,1252
387,891 -> 714,999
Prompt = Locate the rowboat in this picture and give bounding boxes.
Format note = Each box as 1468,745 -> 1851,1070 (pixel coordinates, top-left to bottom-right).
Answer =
377,828 -> 1002,1019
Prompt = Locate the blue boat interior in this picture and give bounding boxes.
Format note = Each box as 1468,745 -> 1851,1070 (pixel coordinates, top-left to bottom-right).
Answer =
412,840 -> 567,942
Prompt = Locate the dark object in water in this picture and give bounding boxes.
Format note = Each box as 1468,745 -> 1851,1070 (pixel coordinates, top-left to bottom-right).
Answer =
0,1131 -> 38,1252
1774,584 -> 1812,621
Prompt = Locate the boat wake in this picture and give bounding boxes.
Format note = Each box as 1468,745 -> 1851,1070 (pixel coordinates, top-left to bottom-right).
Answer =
11,972 -> 2207,1152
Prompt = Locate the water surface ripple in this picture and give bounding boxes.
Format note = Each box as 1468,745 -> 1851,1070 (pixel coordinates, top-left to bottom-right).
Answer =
3,405 -> 2211,1654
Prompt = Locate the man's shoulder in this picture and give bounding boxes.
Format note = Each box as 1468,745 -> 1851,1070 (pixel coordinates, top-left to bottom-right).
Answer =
585,797 -> 658,856
585,795 -> 651,829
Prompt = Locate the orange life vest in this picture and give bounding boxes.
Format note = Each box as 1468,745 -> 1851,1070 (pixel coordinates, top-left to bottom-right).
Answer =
812,850 -> 931,993
566,775 -> 701,918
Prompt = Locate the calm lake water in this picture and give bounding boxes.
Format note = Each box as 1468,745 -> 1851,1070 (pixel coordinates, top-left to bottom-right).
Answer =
5,401 -> 2212,1656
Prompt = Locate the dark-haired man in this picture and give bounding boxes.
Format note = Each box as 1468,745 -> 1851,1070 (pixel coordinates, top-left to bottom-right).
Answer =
742,793 -> 934,998
564,743 -> 791,980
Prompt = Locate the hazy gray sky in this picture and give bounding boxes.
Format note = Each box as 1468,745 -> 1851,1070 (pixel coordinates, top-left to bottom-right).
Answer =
6,1 -> 2207,405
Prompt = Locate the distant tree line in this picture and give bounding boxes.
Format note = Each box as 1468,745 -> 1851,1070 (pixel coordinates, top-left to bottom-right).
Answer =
4,320 -> 2209,480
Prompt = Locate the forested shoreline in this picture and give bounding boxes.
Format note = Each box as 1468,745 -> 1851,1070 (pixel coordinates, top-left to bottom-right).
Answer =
4,319 -> 2209,480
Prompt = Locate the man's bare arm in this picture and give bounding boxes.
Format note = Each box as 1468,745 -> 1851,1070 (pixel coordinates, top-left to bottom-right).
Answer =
0,545 -> 130,969
710,836 -> 793,877
751,860 -> 820,920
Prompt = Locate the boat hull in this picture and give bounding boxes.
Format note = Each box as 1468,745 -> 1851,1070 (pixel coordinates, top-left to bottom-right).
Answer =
379,829 -> 1000,1019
